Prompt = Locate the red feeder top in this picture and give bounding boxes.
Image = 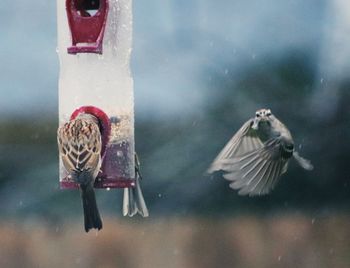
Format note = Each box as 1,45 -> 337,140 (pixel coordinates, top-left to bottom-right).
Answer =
66,0 -> 109,54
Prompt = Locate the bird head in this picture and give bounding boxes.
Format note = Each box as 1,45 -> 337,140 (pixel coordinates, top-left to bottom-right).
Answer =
71,106 -> 111,157
252,108 -> 272,130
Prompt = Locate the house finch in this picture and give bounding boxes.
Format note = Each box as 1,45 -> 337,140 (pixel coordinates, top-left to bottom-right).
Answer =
123,153 -> 149,217
208,109 -> 313,196
57,113 -> 103,232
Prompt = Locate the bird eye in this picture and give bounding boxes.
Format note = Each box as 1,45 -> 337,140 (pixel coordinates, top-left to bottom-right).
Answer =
256,113 -> 260,117
266,112 -> 271,116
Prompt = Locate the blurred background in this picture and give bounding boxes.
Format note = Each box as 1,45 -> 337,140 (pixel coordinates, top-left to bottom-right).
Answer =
1,0 -> 350,267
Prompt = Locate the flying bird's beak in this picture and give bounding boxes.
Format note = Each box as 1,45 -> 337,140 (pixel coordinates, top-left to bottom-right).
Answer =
252,118 -> 259,130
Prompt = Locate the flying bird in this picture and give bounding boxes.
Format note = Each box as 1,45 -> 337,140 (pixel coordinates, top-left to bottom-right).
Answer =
208,109 -> 313,196
58,113 -> 103,232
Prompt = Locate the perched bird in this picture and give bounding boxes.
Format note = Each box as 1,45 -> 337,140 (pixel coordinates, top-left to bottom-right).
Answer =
57,113 -> 103,232
208,108 -> 313,196
123,153 -> 149,217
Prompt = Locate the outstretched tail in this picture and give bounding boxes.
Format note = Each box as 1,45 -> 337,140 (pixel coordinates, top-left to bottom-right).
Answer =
81,184 -> 103,232
123,154 -> 149,217
123,176 -> 149,217
293,151 -> 314,171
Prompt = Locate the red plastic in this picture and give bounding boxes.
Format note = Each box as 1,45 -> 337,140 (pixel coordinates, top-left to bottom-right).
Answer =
60,178 -> 135,189
66,0 -> 109,54
61,106 -> 136,189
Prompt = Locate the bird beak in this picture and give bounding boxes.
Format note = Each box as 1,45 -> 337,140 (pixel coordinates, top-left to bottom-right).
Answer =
252,119 -> 259,130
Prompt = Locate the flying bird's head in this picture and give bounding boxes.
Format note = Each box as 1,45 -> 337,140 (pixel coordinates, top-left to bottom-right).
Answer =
252,108 -> 272,130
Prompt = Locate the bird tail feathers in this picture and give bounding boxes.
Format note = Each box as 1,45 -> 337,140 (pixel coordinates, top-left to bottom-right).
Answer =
123,176 -> 149,217
81,184 -> 102,232
293,151 -> 314,171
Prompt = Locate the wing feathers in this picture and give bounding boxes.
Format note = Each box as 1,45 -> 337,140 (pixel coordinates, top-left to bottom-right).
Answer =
208,119 -> 263,173
58,117 -> 102,176
220,139 -> 287,196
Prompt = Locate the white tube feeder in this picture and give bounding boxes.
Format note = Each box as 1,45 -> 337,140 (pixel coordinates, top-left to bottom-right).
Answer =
57,0 -> 135,189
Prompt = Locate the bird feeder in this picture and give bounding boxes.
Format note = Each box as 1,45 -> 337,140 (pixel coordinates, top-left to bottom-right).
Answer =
66,0 -> 109,54
57,0 -> 135,189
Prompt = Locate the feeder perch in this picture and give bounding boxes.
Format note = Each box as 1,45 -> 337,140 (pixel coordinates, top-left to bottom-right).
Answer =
66,0 -> 109,54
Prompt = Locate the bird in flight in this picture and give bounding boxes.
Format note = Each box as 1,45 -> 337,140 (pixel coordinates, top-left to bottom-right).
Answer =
208,109 -> 313,196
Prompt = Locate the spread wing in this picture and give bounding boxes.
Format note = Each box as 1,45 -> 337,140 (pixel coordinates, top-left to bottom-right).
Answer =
207,119 -> 263,173
57,120 -> 102,176
219,138 -> 289,196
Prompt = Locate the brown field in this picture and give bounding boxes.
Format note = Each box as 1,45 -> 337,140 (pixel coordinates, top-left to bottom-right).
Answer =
1,214 -> 350,268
